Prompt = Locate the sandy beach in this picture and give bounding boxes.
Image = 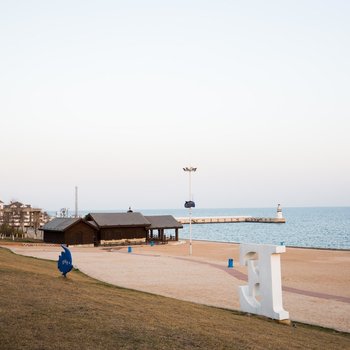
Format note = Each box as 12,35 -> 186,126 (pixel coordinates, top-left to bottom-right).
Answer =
3,240 -> 350,333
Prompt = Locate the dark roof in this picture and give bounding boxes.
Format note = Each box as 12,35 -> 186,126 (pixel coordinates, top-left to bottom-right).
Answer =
85,212 -> 151,228
41,218 -> 81,232
144,215 -> 183,229
86,220 -> 99,230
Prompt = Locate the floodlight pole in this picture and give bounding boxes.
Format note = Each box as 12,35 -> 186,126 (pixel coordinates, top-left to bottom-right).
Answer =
183,166 -> 197,256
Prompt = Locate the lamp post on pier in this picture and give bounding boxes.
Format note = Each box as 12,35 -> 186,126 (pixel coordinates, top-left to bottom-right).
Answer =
183,166 -> 197,256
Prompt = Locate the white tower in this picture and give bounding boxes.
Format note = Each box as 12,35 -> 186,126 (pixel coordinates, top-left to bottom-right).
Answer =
276,204 -> 283,219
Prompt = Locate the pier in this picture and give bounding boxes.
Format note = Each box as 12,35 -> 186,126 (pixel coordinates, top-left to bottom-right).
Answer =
176,216 -> 286,224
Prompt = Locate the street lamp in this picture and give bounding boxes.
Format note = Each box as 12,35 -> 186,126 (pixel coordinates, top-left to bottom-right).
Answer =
183,166 -> 197,255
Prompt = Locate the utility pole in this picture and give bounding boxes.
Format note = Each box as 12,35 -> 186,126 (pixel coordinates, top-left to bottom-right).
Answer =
75,186 -> 78,218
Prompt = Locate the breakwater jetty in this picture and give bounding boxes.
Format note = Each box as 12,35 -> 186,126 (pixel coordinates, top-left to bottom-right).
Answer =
177,204 -> 286,224
176,216 -> 286,224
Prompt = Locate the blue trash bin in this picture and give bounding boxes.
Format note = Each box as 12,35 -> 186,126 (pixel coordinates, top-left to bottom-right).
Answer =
128,246 -> 132,253
228,258 -> 234,268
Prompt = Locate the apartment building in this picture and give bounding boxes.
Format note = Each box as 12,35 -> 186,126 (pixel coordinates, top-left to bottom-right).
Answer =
0,200 -> 50,231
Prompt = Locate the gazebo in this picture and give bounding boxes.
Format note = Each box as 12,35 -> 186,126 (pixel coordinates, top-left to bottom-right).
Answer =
145,215 -> 183,242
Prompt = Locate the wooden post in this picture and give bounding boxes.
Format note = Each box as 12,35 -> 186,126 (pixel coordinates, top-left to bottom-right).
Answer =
175,228 -> 178,241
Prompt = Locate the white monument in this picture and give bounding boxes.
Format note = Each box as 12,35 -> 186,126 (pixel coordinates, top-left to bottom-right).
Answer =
239,243 -> 289,320
276,204 -> 283,219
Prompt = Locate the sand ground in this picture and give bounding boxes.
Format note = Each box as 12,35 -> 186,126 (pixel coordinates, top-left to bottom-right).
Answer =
3,240 -> 350,333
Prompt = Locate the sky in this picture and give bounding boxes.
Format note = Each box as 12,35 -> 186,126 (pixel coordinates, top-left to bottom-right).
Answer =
1,0 -> 349,211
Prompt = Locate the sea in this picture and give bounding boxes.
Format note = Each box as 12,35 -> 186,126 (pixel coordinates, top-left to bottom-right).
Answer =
49,207 -> 350,250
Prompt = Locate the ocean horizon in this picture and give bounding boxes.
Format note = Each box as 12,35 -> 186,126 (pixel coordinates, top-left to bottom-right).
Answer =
47,207 -> 350,250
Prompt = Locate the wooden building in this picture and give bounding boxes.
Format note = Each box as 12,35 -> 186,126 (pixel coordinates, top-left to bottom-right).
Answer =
41,212 -> 183,246
85,212 -> 151,243
145,215 -> 183,242
41,218 -> 96,245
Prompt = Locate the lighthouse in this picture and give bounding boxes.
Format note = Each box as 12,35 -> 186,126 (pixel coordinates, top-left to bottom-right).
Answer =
276,204 -> 283,219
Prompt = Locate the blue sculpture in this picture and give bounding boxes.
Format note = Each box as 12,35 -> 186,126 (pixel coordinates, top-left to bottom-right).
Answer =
58,244 -> 73,277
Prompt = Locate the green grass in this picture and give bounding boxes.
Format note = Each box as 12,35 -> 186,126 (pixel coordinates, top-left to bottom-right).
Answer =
0,247 -> 349,350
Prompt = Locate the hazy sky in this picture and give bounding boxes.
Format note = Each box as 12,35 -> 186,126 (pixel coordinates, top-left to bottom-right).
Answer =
1,0 -> 349,211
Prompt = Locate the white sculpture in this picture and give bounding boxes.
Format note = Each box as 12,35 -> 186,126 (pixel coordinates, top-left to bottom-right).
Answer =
239,243 -> 289,320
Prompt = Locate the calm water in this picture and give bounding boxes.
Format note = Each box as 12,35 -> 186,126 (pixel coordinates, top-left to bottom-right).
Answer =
142,207 -> 350,249
50,207 -> 350,249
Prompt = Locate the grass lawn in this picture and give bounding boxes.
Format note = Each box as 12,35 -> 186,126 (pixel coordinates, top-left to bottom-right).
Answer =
0,247 -> 349,350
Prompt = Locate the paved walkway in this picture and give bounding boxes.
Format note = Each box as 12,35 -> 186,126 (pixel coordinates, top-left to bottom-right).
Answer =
175,256 -> 350,304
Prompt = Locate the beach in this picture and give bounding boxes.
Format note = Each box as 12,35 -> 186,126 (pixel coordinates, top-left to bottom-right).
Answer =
4,240 -> 350,333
